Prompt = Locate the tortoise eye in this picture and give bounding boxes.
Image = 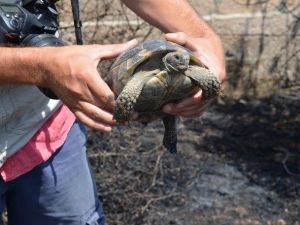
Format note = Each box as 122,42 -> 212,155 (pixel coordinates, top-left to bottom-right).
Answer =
174,55 -> 180,60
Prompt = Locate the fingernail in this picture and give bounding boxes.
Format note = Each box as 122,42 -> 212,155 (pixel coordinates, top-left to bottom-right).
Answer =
103,126 -> 112,132
165,33 -> 177,38
176,103 -> 185,109
126,39 -> 138,46
163,105 -> 172,113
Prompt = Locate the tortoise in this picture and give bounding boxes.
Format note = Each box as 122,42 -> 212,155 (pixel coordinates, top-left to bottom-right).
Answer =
107,39 -> 221,153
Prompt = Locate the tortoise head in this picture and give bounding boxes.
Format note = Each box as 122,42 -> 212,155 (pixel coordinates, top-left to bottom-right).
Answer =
162,51 -> 190,72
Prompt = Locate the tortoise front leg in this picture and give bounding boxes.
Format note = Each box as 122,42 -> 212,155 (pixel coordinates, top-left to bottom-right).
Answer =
114,73 -> 147,122
184,66 -> 221,100
162,115 -> 177,154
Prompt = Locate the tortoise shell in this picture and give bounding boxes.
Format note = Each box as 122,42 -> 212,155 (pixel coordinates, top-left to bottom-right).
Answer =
108,39 -> 205,95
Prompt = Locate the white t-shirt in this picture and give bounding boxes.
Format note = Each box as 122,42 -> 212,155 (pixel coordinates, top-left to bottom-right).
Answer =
0,85 -> 61,166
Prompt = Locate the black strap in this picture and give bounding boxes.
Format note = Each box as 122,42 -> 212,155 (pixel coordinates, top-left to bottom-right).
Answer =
71,0 -> 83,45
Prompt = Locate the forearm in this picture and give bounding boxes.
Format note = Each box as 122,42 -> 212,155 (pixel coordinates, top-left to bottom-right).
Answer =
121,0 -> 214,37
0,47 -> 46,86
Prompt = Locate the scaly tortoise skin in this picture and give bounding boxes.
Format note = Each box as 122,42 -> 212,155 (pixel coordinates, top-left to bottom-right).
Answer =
107,39 -> 221,153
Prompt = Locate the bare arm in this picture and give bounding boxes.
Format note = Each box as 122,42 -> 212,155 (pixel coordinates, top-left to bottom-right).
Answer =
0,47 -> 45,85
0,41 -> 137,131
121,0 -> 213,37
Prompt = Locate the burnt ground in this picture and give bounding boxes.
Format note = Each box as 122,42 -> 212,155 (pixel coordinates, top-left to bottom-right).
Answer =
87,93 -> 300,225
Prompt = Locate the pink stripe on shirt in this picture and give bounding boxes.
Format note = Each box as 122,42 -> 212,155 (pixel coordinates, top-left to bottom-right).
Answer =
0,105 -> 76,182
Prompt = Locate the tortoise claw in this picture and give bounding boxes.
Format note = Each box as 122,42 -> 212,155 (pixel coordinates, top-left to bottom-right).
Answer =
114,96 -> 134,121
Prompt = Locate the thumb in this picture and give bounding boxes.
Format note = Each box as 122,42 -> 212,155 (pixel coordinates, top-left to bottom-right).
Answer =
96,39 -> 138,60
165,32 -> 197,52
165,32 -> 210,68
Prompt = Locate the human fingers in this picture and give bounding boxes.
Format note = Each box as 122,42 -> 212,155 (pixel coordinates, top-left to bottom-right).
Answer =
85,102 -> 117,126
165,32 -> 212,66
176,107 -> 207,118
86,68 -> 116,111
85,40 -> 138,109
55,76 -> 118,130
74,110 -> 113,132
165,32 -> 225,81
95,39 -> 138,60
163,89 -> 215,116
163,90 -> 202,113
163,103 -> 206,116
175,100 -> 212,114
163,100 -> 210,117
75,101 -> 117,126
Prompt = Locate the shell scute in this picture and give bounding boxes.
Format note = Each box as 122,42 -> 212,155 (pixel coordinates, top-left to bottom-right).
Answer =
110,40 -> 190,79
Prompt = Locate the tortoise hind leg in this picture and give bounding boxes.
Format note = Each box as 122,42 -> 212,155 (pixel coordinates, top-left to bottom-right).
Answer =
162,115 -> 177,154
114,73 -> 146,121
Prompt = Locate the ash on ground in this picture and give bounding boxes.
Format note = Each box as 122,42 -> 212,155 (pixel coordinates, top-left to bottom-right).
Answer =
87,94 -> 300,225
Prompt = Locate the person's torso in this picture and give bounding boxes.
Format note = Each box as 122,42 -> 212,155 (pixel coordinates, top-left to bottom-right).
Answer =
0,0 -> 62,165
0,85 -> 61,165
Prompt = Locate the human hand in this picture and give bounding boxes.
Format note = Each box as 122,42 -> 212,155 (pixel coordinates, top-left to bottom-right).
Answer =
41,40 -> 138,131
162,32 -> 226,118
